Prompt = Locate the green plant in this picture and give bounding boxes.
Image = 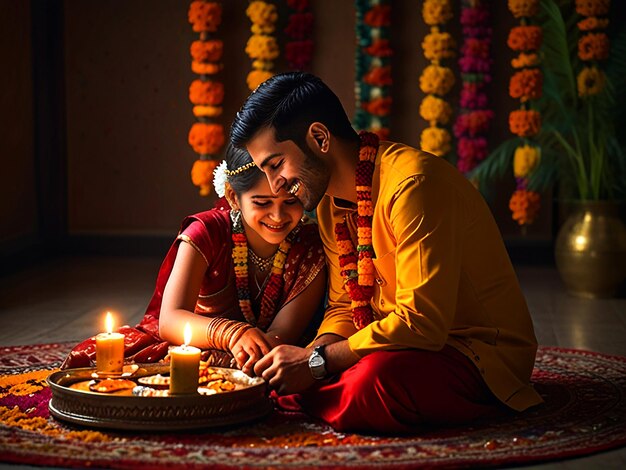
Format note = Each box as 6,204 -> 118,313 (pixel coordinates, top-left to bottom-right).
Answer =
472,0 -> 626,202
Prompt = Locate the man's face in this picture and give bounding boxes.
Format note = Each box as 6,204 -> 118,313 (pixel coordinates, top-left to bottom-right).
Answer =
246,127 -> 330,212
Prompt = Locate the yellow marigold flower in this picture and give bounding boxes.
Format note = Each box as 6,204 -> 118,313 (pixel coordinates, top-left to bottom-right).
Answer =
422,31 -> 456,61
511,52 -> 541,68
246,1 -> 277,34
419,65 -> 455,96
419,95 -> 453,125
513,145 -> 541,178
422,0 -> 453,26
245,35 -> 279,61
193,105 -> 222,118
508,0 -> 539,18
247,70 -> 273,91
575,0 -> 610,17
420,126 -> 452,156
577,66 -> 606,96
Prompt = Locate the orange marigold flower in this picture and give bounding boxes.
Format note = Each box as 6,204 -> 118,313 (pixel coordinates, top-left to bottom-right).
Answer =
507,25 -> 542,51
511,52 -> 540,68
420,65 -> 455,96
420,126 -> 452,156
188,1 -> 222,33
575,0 -> 610,17
509,189 -> 541,225
509,109 -> 541,137
191,61 -> 222,75
188,123 -> 225,155
364,39 -> 393,57
361,97 -> 392,116
509,68 -> 543,102
578,32 -> 610,61
247,70 -> 273,91
508,0 -> 539,18
363,66 -> 392,86
190,40 -> 223,63
191,159 -> 220,196
577,17 -> 609,31
364,4 -> 391,27
422,0 -> 453,26
189,79 -> 224,106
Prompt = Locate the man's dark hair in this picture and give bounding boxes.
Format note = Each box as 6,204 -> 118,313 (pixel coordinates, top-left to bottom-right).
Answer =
230,72 -> 358,151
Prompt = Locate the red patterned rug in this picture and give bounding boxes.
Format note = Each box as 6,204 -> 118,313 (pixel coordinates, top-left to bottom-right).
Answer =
1,342 -> 625,469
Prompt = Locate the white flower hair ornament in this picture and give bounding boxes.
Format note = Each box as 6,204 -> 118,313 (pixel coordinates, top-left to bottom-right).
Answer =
212,160 -> 228,198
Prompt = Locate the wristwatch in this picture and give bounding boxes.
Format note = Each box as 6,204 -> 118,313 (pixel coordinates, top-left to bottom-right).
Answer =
308,345 -> 327,380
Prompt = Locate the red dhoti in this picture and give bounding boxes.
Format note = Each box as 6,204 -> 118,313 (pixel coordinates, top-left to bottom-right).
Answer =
276,346 -> 507,433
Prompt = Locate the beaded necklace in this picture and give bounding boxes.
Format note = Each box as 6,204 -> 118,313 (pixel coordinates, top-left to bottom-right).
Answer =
231,213 -> 299,330
334,131 -> 378,330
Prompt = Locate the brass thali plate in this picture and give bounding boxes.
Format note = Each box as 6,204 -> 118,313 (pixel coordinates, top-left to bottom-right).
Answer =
47,364 -> 271,431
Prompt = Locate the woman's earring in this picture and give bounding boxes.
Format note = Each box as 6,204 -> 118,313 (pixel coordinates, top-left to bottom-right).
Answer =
230,209 -> 242,230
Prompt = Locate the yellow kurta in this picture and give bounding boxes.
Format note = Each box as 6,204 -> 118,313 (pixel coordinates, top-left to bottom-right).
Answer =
316,141 -> 543,412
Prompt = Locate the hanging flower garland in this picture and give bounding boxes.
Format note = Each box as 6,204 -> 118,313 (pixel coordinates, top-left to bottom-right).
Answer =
419,0 -> 455,157
245,1 -> 279,91
284,0 -> 314,70
507,0 -> 542,226
575,0 -> 611,97
453,0 -> 493,175
353,0 -> 393,141
334,131 -> 378,330
187,0 -> 225,196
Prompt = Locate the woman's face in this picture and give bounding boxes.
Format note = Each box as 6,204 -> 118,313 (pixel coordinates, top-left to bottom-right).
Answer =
236,176 -> 304,249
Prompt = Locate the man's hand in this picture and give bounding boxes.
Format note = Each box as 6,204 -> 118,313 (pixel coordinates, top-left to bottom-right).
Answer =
253,344 -> 315,395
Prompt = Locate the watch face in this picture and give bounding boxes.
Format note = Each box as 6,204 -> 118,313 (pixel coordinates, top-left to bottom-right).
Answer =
309,355 -> 324,368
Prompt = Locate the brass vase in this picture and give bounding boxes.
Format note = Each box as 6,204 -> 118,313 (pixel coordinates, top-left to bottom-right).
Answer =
555,201 -> 626,298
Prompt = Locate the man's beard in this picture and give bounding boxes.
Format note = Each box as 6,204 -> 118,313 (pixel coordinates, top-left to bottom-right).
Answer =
297,146 -> 330,212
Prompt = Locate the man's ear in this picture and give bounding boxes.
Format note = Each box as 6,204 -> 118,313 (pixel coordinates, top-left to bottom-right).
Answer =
308,122 -> 330,153
224,183 -> 240,210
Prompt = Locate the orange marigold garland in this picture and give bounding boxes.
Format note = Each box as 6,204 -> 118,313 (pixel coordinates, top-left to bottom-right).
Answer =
334,131 -> 378,330
284,0 -> 314,70
419,0 -> 455,157
187,0 -> 225,196
507,0 -> 542,225
353,0 -> 392,141
245,1 -> 279,91
231,212 -> 298,330
576,0 -> 611,97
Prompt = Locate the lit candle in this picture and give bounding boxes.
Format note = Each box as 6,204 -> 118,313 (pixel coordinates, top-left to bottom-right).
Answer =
95,312 -> 124,376
169,322 -> 201,395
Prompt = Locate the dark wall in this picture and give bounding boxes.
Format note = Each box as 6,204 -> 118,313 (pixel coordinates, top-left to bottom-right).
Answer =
1,0 -> 555,264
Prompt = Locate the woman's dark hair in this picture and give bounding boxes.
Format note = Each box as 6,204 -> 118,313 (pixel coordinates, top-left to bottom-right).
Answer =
230,72 -> 358,151
225,143 -> 264,196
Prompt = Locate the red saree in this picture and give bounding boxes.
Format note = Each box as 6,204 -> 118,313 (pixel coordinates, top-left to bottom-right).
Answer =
61,208 -> 326,369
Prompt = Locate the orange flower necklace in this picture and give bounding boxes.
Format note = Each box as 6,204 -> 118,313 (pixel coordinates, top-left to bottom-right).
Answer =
231,212 -> 298,330
334,131 -> 378,330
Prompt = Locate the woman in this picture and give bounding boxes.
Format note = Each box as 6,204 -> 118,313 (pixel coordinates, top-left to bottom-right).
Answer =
61,145 -> 327,375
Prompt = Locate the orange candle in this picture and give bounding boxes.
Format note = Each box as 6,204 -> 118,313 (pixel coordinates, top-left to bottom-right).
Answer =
169,322 -> 201,395
95,312 -> 124,376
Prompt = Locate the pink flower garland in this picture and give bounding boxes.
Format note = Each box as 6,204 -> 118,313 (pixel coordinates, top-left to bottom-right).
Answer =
454,0 -> 494,175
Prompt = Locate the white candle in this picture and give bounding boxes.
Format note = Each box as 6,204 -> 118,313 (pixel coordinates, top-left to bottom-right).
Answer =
169,322 -> 201,395
95,312 -> 124,376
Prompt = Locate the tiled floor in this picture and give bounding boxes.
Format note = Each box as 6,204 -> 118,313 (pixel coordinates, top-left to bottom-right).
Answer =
0,256 -> 625,469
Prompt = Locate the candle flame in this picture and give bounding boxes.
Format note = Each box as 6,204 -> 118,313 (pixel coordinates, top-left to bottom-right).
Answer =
105,312 -> 114,334
183,322 -> 192,346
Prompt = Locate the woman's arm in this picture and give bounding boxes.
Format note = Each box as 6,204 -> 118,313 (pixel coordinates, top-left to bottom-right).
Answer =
265,265 -> 328,346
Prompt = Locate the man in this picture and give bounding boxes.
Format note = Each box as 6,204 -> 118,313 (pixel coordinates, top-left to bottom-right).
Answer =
230,72 -> 543,433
